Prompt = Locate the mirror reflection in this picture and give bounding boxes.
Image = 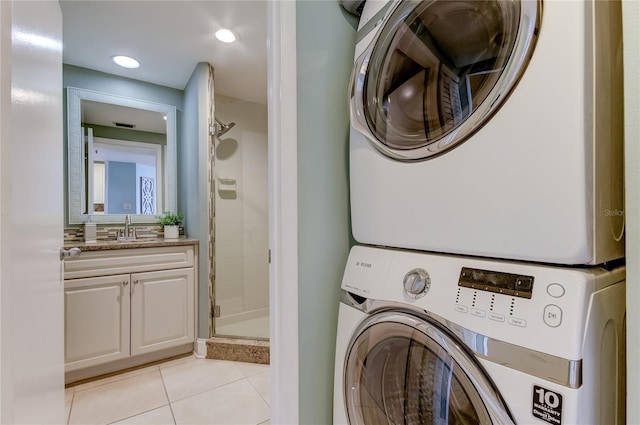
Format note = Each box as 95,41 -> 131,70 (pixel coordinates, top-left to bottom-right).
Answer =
67,87 -> 177,224
82,101 -> 165,215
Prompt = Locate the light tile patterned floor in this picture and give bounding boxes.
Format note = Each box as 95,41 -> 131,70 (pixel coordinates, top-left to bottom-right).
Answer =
65,354 -> 270,425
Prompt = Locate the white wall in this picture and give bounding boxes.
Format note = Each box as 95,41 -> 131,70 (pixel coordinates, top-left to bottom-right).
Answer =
623,1 -> 640,422
214,95 -> 269,336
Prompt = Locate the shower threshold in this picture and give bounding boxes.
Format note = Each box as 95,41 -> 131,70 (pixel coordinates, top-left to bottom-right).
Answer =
206,336 -> 270,364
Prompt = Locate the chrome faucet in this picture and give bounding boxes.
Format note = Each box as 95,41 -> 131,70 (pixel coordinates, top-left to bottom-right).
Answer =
117,215 -> 136,241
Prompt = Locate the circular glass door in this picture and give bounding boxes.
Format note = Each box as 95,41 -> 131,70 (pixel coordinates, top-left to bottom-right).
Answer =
351,0 -> 541,160
343,311 -> 514,424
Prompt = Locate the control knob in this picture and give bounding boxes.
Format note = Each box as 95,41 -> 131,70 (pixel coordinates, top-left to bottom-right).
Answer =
403,268 -> 430,299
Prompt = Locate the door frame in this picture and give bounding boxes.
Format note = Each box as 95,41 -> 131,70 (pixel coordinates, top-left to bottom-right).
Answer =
267,1 -> 299,424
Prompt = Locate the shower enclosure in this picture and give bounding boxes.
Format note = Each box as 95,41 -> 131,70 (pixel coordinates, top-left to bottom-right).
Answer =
210,94 -> 269,340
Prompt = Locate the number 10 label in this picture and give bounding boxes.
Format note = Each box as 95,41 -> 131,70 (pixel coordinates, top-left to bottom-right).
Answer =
532,385 -> 563,424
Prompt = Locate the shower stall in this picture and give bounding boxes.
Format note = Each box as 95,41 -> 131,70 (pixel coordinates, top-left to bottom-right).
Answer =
210,93 -> 270,340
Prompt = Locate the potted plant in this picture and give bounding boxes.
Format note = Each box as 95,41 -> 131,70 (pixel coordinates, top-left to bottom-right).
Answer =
157,211 -> 183,239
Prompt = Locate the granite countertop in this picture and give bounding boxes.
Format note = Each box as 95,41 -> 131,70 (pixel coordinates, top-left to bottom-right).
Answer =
64,237 -> 199,251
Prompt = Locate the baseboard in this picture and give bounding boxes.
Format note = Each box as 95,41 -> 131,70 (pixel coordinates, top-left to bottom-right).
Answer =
65,343 -> 193,385
194,338 -> 208,358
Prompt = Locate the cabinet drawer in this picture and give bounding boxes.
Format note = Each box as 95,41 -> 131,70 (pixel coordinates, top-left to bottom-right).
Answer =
64,246 -> 195,279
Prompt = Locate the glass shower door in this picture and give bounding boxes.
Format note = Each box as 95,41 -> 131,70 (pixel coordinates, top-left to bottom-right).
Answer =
212,97 -> 270,340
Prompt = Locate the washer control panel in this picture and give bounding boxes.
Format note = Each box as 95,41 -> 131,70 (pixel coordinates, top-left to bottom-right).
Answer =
458,267 -> 534,299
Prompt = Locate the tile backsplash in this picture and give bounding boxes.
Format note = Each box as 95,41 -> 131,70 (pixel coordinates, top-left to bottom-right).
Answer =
64,225 -> 185,242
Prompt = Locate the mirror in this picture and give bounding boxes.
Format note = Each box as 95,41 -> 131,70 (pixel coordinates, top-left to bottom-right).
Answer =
67,87 -> 177,224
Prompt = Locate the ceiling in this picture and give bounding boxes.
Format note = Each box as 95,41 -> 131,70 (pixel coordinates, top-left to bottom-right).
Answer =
60,1 -> 268,105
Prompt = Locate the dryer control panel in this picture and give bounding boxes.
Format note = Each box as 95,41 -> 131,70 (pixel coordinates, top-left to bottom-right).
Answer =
458,267 -> 534,299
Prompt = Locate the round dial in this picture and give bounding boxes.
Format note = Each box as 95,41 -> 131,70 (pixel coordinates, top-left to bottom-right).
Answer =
403,268 -> 431,299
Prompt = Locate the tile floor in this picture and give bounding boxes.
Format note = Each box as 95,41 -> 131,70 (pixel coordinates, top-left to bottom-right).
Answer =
65,354 -> 270,425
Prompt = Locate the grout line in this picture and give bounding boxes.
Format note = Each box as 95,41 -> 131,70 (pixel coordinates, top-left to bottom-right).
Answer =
238,362 -> 270,379
164,374 -> 249,405
68,356 -> 269,424
105,406 -> 172,425
159,368 -> 178,425
66,391 -> 75,425
246,372 -> 271,408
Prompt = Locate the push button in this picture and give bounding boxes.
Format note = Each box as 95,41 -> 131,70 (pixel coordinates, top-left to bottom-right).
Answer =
508,317 -> 527,327
454,305 -> 469,313
470,308 -> 486,318
547,283 -> 565,298
489,312 -> 505,322
544,305 -> 562,327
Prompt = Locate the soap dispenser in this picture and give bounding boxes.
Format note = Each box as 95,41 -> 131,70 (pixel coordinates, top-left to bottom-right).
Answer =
84,217 -> 97,243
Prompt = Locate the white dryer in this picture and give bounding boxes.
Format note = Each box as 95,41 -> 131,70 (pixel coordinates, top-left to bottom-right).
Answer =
349,0 -> 624,265
333,245 -> 626,424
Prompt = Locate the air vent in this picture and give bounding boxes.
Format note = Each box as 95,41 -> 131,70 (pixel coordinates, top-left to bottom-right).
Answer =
114,122 -> 135,129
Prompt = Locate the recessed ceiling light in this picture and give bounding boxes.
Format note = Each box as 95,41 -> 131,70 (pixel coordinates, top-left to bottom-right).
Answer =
112,55 -> 140,69
215,29 -> 237,43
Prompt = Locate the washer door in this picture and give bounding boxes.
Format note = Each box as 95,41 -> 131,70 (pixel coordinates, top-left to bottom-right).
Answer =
351,0 -> 541,161
344,311 -> 514,424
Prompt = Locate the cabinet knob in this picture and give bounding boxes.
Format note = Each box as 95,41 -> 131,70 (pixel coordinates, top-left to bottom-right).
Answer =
123,280 -> 129,286
59,247 -> 81,261
133,280 -> 140,284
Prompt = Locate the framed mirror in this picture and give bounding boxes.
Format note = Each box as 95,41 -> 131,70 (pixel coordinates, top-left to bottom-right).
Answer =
67,87 -> 177,224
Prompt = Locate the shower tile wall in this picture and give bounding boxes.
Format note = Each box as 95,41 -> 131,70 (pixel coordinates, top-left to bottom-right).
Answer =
214,95 -> 269,338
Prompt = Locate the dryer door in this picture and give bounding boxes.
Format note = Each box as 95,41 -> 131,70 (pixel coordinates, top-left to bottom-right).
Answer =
344,311 -> 514,425
351,0 -> 540,161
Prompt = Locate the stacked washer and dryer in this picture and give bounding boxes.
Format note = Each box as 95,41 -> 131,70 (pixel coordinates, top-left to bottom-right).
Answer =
334,1 -> 626,424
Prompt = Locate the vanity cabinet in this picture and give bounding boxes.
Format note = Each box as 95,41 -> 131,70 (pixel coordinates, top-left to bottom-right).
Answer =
63,244 -> 196,377
65,274 -> 131,369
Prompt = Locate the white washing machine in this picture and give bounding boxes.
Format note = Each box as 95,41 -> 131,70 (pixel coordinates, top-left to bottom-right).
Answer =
349,0 -> 625,265
333,245 -> 626,424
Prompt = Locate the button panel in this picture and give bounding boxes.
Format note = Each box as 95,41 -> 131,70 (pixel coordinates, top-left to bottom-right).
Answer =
454,273 -> 566,331
458,267 -> 534,299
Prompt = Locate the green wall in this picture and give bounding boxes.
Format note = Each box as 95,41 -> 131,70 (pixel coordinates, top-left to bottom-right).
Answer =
297,2 -> 358,423
180,62 -> 211,339
81,124 -> 166,145
63,64 -> 183,106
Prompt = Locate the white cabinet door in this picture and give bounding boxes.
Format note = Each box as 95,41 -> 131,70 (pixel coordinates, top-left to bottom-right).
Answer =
130,268 -> 195,356
64,275 -> 131,371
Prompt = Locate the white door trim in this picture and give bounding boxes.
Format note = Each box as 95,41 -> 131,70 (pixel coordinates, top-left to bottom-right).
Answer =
267,1 -> 299,424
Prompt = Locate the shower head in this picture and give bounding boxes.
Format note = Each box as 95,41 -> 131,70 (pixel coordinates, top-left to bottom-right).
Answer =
214,117 -> 236,137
